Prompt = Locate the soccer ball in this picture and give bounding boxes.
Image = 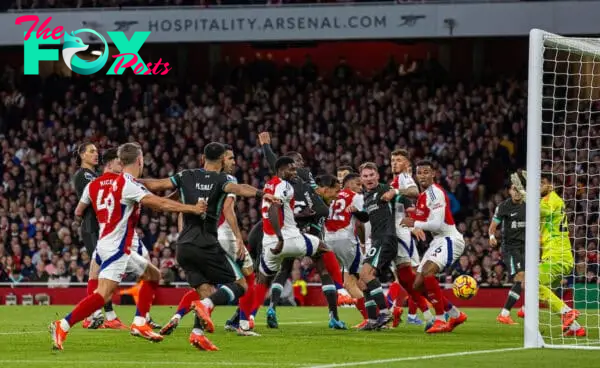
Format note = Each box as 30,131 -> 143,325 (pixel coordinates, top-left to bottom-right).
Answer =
452,275 -> 478,300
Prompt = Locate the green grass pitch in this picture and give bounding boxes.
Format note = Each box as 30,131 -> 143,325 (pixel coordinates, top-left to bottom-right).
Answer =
0,306 -> 598,367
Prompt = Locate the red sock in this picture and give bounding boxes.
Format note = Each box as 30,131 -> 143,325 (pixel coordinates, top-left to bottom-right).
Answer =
355,297 -> 368,319
408,297 -> 418,315
397,266 -> 430,312
252,282 -> 270,315
239,273 -> 256,320
136,280 -> 158,318
322,252 -> 343,289
175,289 -> 200,317
87,279 -> 98,296
65,293 -> 105,326
423,275 -> 445,316
388,282 -> 401,304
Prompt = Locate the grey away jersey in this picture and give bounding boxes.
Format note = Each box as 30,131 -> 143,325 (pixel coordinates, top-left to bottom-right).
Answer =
493,199 -> 526,249
170,169 -> 236,246
73,167 -> 99,235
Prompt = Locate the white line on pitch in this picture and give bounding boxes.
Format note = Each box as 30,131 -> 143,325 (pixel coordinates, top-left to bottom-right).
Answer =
0,331 -> 47,335
0,360 -> 293,367
304,347 -> 528,368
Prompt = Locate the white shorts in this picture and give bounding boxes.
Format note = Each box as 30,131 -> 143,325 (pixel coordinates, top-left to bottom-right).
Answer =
97,246 -> 149,283
326,238 -> 362,274
219,238 -> 254,270
417,236 -> 465,273
93,240 -> 149,265
396,229 -> 420,267
260,234 -> 320,276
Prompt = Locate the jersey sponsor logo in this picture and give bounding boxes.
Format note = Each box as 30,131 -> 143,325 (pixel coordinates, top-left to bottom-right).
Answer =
84,172 -> 95,181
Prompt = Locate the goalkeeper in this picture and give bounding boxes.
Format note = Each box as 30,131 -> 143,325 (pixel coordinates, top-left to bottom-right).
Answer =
534,174 -> 585,337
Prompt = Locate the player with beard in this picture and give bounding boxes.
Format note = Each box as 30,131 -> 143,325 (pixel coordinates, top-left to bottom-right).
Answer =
229,132 -> 344,330
159,145 -> 258,337
141,142 -> 277,350
72,142 -> 127,330
389,150 -> 433,327
400,160 -> 467,334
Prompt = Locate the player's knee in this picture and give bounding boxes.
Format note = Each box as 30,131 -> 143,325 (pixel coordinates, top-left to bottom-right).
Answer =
197,284 -> 215,298
142,263 -> 161,282
514,271 -> 525,282
413,274 -> 424,291
96,279 -> 118,302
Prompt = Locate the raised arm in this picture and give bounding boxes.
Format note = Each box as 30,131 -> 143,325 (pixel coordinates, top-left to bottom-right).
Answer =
139,177 -> 176,193
259,132 -> 278,173
140,194 -> 205,215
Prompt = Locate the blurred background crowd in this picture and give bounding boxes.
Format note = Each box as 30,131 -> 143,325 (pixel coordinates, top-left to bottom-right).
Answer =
0,6 -> 598,292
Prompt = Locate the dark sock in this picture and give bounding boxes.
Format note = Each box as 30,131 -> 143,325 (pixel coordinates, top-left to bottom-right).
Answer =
503,281 -> 522,311
366,279 -> 387,311
270,262 -> 291,308
229,308 -> 240,324
365,292 -> 378,320
193,314 -> 204,330
320,274 -> 339,320
209,283 -> 246,306
103,301 -> 114,312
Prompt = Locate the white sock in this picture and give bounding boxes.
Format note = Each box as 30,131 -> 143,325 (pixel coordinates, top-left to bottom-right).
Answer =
173,313 -> 182,321
201,298 -> 214,310
500,308 -> 510,317
133,316 -> 146,326
422,309 -> 433,322
240,320 -> 250,330
560,306 -> 572,315
435,314 -> 445,321
145,312 -> 151,320
448,306 -> 460,319
105,311 -> 117,321
60,319 -> 71,332
92,309 -> 102,319
191,328 -> 204,335
570,321 -> 581,331
408,314 -> 417,319
380,308 -> 389,315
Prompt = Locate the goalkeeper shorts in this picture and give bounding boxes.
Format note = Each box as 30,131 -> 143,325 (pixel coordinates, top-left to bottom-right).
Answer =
539,261 -> 573,289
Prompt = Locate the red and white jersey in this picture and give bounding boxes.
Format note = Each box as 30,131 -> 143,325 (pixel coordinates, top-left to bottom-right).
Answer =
217,193 -> 237,241
324,189 -> 364,240
391,172 -> 417,192
391,172 -> 417,226
410,183 -> 462,240
94,173 -> 150,254
262,176 -> 300,239
81,172 -> 119,235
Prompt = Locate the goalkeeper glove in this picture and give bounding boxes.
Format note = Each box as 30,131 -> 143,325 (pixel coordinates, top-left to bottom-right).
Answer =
511,170 -> 527,199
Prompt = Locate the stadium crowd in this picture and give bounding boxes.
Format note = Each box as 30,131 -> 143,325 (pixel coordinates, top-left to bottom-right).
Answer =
0,51 -> 596,291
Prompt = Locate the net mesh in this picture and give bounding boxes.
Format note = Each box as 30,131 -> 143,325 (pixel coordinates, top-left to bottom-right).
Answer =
538,34 -> 600,347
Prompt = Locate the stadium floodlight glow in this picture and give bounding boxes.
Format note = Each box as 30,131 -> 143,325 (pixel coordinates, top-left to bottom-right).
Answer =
526,28 -> 600,350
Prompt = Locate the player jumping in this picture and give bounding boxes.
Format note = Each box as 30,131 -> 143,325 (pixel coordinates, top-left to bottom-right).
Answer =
489,172 -> 526,325
400,160 -> 467,334
50,143 -> 207,350
253,157 -> 347,330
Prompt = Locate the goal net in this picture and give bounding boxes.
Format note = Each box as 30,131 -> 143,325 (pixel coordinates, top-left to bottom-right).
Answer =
526,29 -> 600,349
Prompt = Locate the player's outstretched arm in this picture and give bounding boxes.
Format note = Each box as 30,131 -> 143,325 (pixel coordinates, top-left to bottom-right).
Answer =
141,194 -> 206,215
223,182 -> 279,203
139,178 -> 176,193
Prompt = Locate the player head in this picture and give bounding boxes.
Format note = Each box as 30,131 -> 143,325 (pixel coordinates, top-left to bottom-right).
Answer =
275,156 -> 297,181
415,160 -> 435,190
204,142 -> 227,172
391,149 -> 410,175
315,174 -> 340,202
541,173 -> 554,197
359,162 -> 379,191
337,165 -> 354,188
102,148 -> 121,174
343,173 -> 362,193
77,142 -> 98,169
118,142 -> 143,178
286,151 -> 304,168
222,144 -> 235,175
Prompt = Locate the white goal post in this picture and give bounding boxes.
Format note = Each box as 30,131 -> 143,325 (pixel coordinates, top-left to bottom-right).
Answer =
526,29 -> 600,349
